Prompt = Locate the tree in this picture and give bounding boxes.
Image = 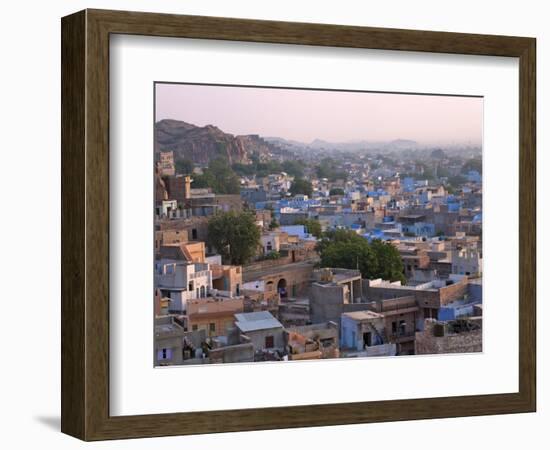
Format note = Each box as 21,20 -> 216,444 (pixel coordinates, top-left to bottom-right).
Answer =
289,177 -> 313,197
281,160 -> 304,178
329,188 -> 345,196
175,158 -> 194,175
207,211 -> 261,265
263,251 -> 281,260
318,230 -> 405,283
461,158 -> 482,175
316,157 -> 347,181
295,218 -> 322,238
192,157 -> 241,194
369,239 -> 406,283
447,174 -> 467,188
321,240 -> 377,279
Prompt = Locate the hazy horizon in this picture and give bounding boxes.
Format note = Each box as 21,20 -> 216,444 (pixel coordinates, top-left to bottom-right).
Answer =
155,83 -> 483,146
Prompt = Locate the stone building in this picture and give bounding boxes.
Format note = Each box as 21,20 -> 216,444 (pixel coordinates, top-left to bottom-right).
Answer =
415,318 -> 482,355
157,150 -> 176,177
163,174 -> 191,205
155,229 -> 188,253
242,260 -> 315,304
285,322 -> 339,360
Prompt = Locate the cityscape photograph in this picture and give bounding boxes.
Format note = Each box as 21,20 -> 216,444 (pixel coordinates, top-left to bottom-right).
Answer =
154,83 -> 483,366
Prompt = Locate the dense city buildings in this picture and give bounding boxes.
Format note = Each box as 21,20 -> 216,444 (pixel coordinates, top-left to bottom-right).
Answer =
154,86 -> 483,366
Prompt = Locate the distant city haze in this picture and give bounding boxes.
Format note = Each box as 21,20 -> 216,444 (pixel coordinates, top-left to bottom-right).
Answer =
156,83 -> 483,146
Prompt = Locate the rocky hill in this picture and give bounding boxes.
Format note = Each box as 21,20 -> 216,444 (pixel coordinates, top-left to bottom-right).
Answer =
155,119 -> 280,165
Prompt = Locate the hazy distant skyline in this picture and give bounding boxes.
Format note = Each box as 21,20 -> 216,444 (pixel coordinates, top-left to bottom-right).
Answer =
155,83 -> 483,146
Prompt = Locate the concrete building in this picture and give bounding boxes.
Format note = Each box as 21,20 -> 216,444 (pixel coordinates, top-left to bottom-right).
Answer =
155,259 -> 212,313
340,311 -> 397,357
159,241 -> 206,263
208,342 -> 255,364
260,232 -> 281,255
154,316 -> 207,366
157,199 -> 178,218
187,296 -> 244,337
397,245 -> 431,279
451,247 -> 483,276
211,264 -> 243,298
157,216 -> 210,243
235,311 -> 285,352
366,296 -> 419,355
364,275 -> 469,329
309,268 -> 363,323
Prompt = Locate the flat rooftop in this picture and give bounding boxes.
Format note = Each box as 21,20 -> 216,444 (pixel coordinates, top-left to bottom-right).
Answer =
235,311 -> 284,332
342,310 -> 384,321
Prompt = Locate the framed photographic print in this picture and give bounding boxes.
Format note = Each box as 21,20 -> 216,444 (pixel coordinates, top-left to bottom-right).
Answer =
61,9 -> 536,441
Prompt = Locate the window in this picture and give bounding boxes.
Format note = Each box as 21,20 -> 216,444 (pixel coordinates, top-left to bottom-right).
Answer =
265,335 -> 274,349
188,281 -> 193,291
192,324 -> 198,331
191,228 -> 198,240
392,321 -> 397,333
209,323 -> 216,333
157,348 -> 172,361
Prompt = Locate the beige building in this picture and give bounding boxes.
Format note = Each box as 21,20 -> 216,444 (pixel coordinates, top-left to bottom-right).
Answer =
187,297 -> 244,337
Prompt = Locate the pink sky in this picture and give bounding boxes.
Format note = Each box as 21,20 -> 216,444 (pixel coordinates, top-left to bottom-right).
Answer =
155,83 -> 482,145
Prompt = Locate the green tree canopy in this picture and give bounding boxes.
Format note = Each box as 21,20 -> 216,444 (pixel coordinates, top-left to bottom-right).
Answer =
289,177 -> 313,197
192,157 -> 241,194
175,158 -> 194,175
207,211 -> 261,265
316,157 -> 348,181
231,158 -> 304,179
295,218 -> 322,238
446,174 -> 467,189
318,230 -> 405,283
329,188 -> 345,196
281,160 -> 304,178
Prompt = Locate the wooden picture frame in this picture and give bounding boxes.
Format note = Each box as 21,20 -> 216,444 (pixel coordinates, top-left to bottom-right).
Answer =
61,9 -> 536,441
